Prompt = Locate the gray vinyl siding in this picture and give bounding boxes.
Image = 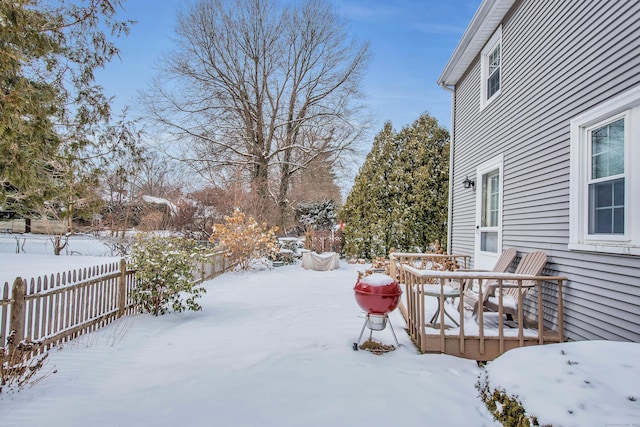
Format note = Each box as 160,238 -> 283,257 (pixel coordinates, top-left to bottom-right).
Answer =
449,0 -> 640,341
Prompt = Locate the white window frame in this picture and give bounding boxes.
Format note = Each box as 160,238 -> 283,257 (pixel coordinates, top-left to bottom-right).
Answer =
480,25 -> 502,110
569,85 -> 640,255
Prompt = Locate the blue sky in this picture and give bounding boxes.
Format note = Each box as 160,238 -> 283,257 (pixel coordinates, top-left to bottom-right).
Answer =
97,0 -> 481,135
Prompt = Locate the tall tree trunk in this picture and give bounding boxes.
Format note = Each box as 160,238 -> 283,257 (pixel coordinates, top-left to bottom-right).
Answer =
277,147 -> 293,231
253,161 -> 269,199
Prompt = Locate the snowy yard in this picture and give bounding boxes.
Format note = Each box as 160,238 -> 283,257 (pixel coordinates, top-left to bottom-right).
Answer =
0,237 -> 639,426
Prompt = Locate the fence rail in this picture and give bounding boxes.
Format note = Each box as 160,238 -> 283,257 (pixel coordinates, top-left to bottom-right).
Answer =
1,252 -> 229,354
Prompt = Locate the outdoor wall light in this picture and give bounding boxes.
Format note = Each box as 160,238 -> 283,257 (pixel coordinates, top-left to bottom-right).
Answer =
462,176 -> 475,189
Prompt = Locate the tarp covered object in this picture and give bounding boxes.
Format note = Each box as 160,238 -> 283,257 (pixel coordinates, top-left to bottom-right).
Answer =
301,251 -> 340,271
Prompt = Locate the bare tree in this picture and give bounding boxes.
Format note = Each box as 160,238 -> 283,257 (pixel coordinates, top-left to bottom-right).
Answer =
143,0 -> 370,227
134,151 -> 183,199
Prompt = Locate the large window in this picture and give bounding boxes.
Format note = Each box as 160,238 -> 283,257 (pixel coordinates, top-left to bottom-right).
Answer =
588,118 -> 625,235
481,26 -> 502,109
569,86 -> 640,255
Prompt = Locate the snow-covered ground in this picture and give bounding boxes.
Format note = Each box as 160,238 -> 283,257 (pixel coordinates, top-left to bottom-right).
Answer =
0,233 -> 122,285
0,243 -> 638,426
0,233 -> 116,258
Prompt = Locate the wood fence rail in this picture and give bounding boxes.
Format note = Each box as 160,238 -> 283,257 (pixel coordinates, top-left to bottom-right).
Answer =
1,252 -> 229,355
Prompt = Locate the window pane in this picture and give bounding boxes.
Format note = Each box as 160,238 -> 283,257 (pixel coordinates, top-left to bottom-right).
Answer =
488,69 -> 500,98
487,44 -> 500,99
614,179 -> 625,205
591,118 -> 624,179
614,207 -> 624,234
589,178 -> 625,234
594,209 -> 611,234
489,45 -> 500,74
482,169 -> 500,227
595,182 -> 612,207
481,232 -> 498,253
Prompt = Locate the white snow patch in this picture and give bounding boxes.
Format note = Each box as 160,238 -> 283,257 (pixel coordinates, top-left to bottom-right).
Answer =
359,273 -> 396,286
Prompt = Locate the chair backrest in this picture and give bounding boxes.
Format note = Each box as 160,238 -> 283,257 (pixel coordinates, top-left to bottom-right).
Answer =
505,251 -> 547,298
463,248 -> 517,295
492,247 -> 517,273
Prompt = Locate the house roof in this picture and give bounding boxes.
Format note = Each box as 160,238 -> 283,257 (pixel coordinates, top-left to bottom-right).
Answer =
437,0 -> 517,87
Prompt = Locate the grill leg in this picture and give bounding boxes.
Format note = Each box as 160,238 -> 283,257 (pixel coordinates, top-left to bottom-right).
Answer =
354,313 -> 399,350
355,314 -> 370,346
387,315 -> 400,347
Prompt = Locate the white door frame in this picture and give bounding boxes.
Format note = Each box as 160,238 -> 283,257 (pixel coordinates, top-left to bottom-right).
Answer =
474,154 -> 504,269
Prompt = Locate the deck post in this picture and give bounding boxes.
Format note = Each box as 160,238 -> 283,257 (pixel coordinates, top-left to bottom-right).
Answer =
517,279 -> 524,347
459,284 -> 464,354
538,279 -> 544,344
558,279 -> 564,342
478,278 -> 485,355
498,280 -> 504,354
439,278 -> 445,352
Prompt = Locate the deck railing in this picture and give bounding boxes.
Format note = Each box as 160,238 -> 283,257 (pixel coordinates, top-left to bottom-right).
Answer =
393,256 -> 566,361
389,252 -> 470,281
1,252 -> 230,355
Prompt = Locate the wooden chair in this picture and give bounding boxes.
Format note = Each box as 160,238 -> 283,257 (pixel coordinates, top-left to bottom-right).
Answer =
460,247 -> 518,310
477,251 -> 548,327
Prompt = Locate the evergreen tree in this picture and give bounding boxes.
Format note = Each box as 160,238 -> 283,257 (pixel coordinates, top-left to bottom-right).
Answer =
340,114 -> 449,258
341,122 -> 395,258
0,0 -> 139,221
295,200 -> 338,231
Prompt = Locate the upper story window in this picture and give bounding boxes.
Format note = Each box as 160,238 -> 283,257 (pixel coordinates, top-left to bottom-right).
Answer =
487,44 -> 501,98
569,85 -> 640,255
481,25 -> 502,109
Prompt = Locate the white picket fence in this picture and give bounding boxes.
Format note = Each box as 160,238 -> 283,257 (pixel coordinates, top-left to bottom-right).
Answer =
1,252 -> 229,353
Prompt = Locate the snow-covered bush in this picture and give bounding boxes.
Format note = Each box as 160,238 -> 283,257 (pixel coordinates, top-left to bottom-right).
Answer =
268,237 -> 304,265
209,210 -> 278,270
1,333 -> 51,394
477,372 -> 542,427
129,235 -> 207,316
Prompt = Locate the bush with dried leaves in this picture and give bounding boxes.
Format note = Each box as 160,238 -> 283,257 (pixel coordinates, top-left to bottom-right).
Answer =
210,210 -> 279,270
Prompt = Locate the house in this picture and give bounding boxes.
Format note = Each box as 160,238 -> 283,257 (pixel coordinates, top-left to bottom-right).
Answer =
437,0 -> 640,342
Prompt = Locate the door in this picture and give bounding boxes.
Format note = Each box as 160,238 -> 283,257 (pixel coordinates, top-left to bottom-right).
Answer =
474,155 -> 503,269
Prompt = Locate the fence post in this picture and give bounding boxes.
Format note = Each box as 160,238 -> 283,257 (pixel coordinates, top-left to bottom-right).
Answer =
9,277 -> 25,355
118,258 -> 126,317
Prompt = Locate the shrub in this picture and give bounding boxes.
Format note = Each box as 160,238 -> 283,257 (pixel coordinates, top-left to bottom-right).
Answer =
209,210 -> 278,270
1,332 -> 52,394
477,372 -> 545,427
268,238 -> 304,265
129,235 -> 207,316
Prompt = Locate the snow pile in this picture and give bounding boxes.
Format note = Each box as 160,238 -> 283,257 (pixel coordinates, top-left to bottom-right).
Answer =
359,273 -> 396,287
486,340 -> 640,426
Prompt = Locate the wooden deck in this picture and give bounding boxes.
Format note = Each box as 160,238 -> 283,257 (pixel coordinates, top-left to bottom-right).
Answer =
390,253 -> 566,362
398,302 -> 563,361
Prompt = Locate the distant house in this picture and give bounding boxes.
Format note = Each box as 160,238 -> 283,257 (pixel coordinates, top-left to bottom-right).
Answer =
438,0 -> 640,341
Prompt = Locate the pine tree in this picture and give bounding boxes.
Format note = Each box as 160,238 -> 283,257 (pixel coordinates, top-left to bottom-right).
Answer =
341,122 -> 396,258
340,114 -> 449,258
0,0 -> 138,221
295,200 -> 338,230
